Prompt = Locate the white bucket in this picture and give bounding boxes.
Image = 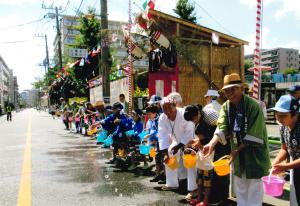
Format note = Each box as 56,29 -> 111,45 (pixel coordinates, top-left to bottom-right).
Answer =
196,150 -> 214,170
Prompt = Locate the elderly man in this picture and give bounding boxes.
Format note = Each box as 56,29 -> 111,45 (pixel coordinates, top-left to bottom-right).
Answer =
158,96 -> 196,193
202,73 -> 270,206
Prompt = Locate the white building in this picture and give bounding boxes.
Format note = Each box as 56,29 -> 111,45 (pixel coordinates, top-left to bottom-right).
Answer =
53,15 -> 148,71
0,55 -> 15,110
245,48 -> 300,72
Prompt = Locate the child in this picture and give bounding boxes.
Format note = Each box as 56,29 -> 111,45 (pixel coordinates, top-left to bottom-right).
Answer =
184,104 -> 218,206
271,95 -> 300,205
144,104 -> 164,182
127,109 -> 145,170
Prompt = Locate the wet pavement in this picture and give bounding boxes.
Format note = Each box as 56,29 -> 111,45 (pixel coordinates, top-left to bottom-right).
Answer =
0,110 -> 290,206
0,110 -> 194,206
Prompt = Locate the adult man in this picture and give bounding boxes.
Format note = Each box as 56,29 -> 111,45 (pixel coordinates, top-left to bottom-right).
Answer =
158,97 -> 195,192
119,94 -> 129,114
203,89 -> 221,113
167,92 -> 183,108
6,104 -> 12,121
202,73 -> 270,206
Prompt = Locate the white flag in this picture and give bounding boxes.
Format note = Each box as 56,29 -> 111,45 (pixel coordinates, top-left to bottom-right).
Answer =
212,32 -> 219,45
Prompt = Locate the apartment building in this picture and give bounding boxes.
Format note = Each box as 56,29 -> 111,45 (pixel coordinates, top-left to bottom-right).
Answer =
0,55 -> 15,110
245,48 -> 300,72
53,15 -> 148,71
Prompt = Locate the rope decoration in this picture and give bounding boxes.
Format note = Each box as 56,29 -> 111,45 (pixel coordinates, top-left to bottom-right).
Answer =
252,0 -> 262,100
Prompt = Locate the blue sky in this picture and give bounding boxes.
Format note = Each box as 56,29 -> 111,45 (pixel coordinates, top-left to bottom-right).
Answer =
0,0 -> 299,90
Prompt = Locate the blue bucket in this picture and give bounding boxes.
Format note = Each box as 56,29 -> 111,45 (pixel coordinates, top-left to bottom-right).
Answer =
125,130 -> 135,137
97,130 -> 108,143
138,130 -> 149,141
104,135 -> 113,146
139,144 -> 150,155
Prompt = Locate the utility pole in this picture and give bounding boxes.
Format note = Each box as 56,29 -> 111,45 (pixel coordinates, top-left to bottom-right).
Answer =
45,34 -> 50,71
100,0 -> 110,104
36,34 -> 50,73
55,7 -> 63,69
42,4 -> 63,69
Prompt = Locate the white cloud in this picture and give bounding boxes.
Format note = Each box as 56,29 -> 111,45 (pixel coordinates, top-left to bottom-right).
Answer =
275,0 -> 300,20
243,27 -> 274,54
277,41 -> 300,50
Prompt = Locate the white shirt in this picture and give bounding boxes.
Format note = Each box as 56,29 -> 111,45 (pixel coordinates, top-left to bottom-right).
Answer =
203,100 -> 221,113
158,108 -> 195,150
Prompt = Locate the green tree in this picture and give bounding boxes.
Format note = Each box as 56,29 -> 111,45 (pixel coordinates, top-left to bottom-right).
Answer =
244,59 -> 254,75
173,0 -> 197,23
283,67 -> 298,75
74,7 -> 101,50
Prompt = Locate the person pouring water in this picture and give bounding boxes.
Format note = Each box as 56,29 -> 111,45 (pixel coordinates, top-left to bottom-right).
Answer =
158,96 -> 195,192
270,95 -> 300,205
202,73 -> 271,206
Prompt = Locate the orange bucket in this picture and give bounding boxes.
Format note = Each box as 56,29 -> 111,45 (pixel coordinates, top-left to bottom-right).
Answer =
118,149 -> 125,158
182,148 -> 197,169
87,130 -> 93,136
149,147 -> 156,158
212,155 -> 230,176
165,156 -> 178,170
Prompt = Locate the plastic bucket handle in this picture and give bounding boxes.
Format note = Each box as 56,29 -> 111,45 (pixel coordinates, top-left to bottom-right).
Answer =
211,155 -> 231,165
183,148 -> 197,155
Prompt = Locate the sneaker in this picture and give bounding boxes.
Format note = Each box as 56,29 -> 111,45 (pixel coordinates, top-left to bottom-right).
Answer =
157,179 -> 166,184
128,164 -> 137,171
185,191 -> 198,201
106,158 -> 117,164
142,162 -> 149,169
196,202 -> 207,206
161,185 -> 178,191
189,199 -> 200,205
149,175 -> 161,182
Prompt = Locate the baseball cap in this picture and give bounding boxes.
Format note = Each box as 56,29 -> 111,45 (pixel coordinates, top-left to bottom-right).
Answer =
204,89 -> 219,97
287,85 -> 300,93
133,108 -> 144,117
112,102 -> 123,110
104,105 -> 113,112
147,95 -> 162,104
270,95 -> 299,113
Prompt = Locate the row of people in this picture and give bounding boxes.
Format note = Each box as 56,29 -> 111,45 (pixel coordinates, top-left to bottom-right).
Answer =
53,73 -> 300,206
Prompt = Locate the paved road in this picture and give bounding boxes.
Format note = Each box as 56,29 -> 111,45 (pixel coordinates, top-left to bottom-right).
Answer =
0,109 -> 290,206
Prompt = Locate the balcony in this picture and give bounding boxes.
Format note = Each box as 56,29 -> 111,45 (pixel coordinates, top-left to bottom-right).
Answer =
245,73 -> 300,84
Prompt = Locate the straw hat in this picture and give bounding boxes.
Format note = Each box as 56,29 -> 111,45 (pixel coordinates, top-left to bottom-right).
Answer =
222,73 -> 243,90
93,100 -> 104,107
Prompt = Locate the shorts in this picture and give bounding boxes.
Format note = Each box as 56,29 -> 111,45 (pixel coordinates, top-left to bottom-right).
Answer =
197,169 -> 213,187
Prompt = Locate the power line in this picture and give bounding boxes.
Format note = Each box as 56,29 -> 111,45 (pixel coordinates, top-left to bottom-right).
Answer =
60,0 -> 70,13
0,18 -> 44,31
193,0 -> 234,36
0,40 -> 35,44
62,0 -> 85,44
50,0 -> 55,8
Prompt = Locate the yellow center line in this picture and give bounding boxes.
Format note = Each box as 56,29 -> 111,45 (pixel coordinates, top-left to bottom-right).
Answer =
17,113 -> 32,206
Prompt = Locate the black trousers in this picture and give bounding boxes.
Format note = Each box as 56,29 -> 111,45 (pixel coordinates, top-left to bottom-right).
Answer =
7,112 -> 12,121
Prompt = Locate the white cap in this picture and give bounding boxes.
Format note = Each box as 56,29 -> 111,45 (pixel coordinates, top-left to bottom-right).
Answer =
204,89 -> 219,97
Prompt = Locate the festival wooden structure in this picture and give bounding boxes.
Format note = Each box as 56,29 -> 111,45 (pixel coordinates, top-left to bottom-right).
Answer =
148,10 -> 249,105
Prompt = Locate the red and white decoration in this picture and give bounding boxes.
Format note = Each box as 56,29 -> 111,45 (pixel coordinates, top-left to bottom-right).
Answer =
252,0 -> 262,100
127,0 -> 133,116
